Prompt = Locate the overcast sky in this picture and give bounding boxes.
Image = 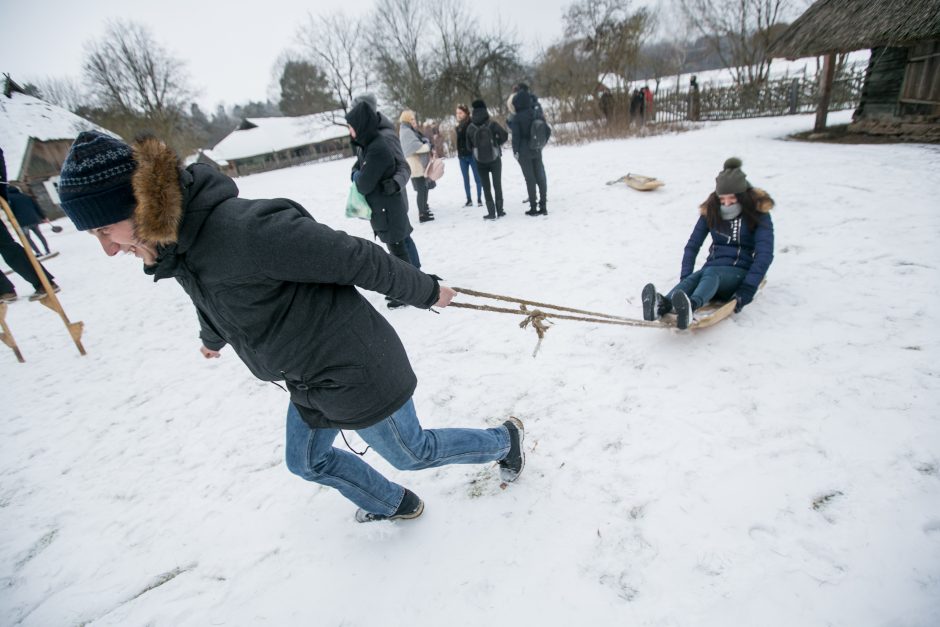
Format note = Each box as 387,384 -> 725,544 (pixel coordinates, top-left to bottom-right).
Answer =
1,0 -> 587,110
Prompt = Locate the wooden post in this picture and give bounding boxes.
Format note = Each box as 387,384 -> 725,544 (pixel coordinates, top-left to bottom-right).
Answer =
815,53 -> 837,132
0,302 -> 25,362
0,197 -> 86,356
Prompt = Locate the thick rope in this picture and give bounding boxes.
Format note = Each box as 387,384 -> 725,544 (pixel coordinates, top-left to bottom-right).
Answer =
449,287 -> 664,356
450,287 -> 663,329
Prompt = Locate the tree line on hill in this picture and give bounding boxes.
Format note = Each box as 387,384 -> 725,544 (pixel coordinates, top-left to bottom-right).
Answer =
24,0 -> 800,156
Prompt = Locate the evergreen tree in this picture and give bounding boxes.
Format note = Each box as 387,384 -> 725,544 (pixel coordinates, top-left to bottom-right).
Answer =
279,60 -> 338,116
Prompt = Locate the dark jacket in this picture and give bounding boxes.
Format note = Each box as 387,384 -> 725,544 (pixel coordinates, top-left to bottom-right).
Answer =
509,89 -> 545,156
467,105 -> 508,161
8,187 -> 45,226
455,118 -> 473,157
681,188 -> 775,294
131,136 -> 440,430
347,102 -> 413,244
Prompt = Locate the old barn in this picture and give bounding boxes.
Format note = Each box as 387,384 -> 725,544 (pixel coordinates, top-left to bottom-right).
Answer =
772,0 -> 940,140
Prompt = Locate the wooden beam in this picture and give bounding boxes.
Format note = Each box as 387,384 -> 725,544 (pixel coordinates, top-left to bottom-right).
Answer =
0,197 -> 86,356
815,53 -> 837,132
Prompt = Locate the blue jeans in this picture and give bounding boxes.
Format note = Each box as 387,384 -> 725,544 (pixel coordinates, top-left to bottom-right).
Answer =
458,155 -> 482,203
285,398 -> 511,516
668,266 -> 747,309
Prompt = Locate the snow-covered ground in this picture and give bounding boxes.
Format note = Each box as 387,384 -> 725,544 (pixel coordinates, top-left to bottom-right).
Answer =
2,111 -> 939,626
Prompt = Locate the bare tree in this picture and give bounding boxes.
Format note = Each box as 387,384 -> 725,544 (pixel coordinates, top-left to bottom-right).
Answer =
81,20 -> 197,150
534,39 -> 599,121
83,20 -> 193,119
296,12 -> 372,113
29,76 -> 89,112
368,0 -> 435,115
678,0 -> 792,86
563,0 -> 654,91
429,0 -> 522,114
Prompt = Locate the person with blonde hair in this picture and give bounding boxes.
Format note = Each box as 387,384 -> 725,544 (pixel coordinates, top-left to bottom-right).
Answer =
399,109 -> 434,223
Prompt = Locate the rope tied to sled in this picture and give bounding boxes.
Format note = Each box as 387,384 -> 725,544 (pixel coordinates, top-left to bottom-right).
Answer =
449,287 -> 662,356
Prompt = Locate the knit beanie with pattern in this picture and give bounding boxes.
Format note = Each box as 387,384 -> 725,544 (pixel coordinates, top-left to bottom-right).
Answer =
58,131 -> 137,231
715,157 -> 750,195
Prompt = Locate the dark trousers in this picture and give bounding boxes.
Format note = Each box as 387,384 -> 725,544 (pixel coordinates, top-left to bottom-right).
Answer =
519,152 -> 547,210
411,177 -> 430,216
0,222 -> 53,294
386,236 -> 420,269
24,224 -> 50,256
477,159 -> 504,216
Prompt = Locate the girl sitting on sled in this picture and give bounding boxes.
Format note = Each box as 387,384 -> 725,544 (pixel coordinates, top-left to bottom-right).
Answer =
642,157 -> 774,329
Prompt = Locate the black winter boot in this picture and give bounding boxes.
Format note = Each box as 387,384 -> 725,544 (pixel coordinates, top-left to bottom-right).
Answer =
642,283 -> 662,321
355,488 -> 424,523
672,290 -> 693,330
499,417 -> 525,482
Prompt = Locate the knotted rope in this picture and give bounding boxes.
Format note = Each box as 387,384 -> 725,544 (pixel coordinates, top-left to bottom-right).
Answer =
449,287 -> 662,356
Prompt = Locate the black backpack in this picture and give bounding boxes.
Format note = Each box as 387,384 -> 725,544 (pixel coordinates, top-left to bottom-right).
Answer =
469,122 -> 500,164
529,117 -> 551,152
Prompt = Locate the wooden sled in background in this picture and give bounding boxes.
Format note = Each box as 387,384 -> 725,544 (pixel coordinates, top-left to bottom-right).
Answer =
606,173 -> 665,191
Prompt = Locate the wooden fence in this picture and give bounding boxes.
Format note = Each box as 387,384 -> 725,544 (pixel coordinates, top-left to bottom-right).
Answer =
650,67 -> 866,124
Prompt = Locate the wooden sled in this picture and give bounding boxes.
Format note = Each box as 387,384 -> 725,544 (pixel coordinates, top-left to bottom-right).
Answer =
606,173 -> 665,191
659,280 -> 766,330
656,299 -> 734,330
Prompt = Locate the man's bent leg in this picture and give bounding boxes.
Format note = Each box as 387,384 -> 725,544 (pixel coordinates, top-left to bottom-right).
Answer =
285,403 -> 406,517
358,398 -> 510,471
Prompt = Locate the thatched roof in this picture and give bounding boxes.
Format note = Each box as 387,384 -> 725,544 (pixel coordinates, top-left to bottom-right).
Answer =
770,0 -> 940,59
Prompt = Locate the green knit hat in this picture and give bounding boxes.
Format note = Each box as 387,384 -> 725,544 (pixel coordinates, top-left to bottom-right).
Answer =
715,157 -> 750,195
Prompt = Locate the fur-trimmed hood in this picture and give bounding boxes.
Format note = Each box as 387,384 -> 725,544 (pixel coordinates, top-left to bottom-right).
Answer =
699,187 -> 774,215
131,136 -> 238,248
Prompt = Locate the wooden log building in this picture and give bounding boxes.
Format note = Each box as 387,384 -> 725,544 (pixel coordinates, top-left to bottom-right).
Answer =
771,0 -> 940,140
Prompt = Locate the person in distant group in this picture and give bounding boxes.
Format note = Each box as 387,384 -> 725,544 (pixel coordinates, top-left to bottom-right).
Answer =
347,97 -> 420,310
630,88 -> 644,125
399,110 -> 435,223
641,158 -> 774,330
0,148 -> 59,303
466,99 -> 509,220
642,85 -> 654,123
56,130 -> 526,524
509,84 -> 550,216
8,185 -> 52,257
688,76 -> 701,121
454,104 -> 483,208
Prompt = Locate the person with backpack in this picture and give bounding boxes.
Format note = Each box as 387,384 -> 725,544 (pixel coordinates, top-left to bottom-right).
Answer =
509,84 -> 550,216
454,104 -> 483,208
466,99 -> 509,220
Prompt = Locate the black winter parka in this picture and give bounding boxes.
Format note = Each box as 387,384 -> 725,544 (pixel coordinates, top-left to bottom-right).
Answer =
132,137 -> 439,430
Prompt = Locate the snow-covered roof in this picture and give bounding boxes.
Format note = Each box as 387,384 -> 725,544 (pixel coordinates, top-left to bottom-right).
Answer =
211,110 -> 350,161
184,148 -> 229,167
0,91 -> 115,181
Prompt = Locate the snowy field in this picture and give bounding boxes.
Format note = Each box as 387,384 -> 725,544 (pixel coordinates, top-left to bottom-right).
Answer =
2,111 -> 939,626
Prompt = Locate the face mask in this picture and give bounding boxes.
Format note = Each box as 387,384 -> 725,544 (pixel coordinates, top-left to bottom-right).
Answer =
720,202 -> 742,220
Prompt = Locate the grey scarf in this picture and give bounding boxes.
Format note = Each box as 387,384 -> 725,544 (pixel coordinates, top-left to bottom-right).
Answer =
720,202 -> 742,221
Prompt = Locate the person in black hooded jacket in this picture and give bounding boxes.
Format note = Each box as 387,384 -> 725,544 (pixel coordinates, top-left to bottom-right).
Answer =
347,101 -> 419,266
509,84 -> 548,216
466,99 -> 508,220
56,131 -> 527,524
